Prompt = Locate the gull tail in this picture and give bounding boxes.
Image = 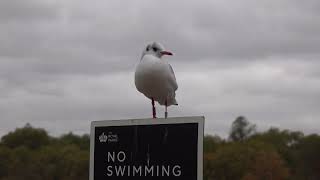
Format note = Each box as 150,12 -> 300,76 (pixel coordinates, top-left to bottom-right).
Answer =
159,97 -> 178,106
173,98 -> 178,106
167,98 -> 178,106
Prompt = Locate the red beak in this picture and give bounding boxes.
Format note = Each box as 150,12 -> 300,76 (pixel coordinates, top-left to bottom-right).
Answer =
160,51 -> 173,56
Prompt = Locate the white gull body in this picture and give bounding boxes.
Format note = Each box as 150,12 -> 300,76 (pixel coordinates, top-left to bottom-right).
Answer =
135,42 -> 178,106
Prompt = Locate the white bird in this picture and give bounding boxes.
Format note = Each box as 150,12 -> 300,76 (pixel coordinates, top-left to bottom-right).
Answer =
135,42 -> 178,118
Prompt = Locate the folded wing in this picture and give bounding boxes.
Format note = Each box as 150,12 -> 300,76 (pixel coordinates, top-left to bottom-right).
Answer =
168,64 -> 178,91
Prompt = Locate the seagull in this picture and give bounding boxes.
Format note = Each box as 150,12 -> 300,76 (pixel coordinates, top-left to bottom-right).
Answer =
135,42 -> 178,118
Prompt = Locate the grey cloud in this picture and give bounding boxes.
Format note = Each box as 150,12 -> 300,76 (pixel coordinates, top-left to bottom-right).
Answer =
0,0 -> 320,137
1,0 -> 320,60
0,0 -> 59,22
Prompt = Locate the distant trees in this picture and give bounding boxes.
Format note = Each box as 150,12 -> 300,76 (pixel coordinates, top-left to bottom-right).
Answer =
204,135 -> 223,153
204,116 -> 320,180
0,118 -> 320,180
229,116 -> 256,142
293,134 -> 320,179
205,141 -> 289,180
0,124 -> 89,180
1,123 -> 50,149
0,146 -> 11,178
59,132 -> 90,151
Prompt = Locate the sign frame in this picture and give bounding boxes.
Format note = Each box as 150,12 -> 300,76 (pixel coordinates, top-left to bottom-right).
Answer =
90,116 -> 204,180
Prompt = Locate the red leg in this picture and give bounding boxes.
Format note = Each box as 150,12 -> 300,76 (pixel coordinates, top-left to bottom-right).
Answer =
152,98 -> 156,118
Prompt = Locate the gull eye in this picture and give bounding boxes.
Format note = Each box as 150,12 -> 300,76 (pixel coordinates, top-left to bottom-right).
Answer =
153,47 -> 158,52
146,47 -> 149,51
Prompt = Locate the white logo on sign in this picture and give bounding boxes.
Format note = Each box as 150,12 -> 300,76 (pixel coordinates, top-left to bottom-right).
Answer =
99,132 -> 108,142
99,132 -> 118,143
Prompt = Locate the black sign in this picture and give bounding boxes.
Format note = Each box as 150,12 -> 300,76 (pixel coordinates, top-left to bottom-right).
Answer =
90,117 -> 204,180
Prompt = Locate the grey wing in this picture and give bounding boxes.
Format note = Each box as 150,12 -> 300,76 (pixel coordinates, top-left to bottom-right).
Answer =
168,64 -> 178,91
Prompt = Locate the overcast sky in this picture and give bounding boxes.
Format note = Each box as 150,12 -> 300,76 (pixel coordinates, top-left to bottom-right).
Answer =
0,0 -> 319,137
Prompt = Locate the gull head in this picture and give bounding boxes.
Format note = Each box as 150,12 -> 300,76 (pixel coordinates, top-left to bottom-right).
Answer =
141,42 -> 173,59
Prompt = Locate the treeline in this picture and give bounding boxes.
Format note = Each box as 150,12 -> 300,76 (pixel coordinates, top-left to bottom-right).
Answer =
0,123 -> 89,180
0,117 -> 319,180
204,116 -> 320,180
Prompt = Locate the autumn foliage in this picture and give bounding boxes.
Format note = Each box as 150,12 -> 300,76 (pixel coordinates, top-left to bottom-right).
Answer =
0,117 -> 319,180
